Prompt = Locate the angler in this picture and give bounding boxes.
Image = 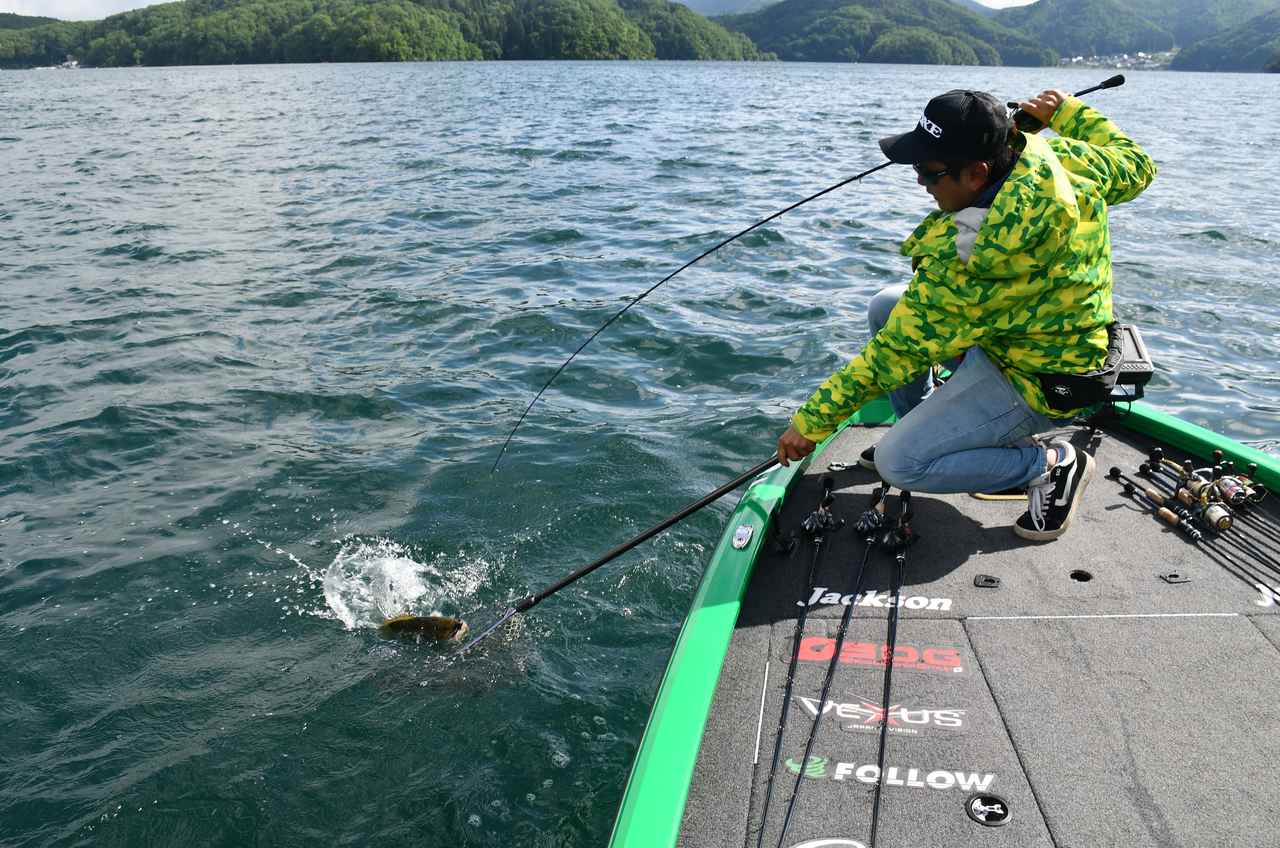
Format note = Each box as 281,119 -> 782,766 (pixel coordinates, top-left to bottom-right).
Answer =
777,83 -> 1157,542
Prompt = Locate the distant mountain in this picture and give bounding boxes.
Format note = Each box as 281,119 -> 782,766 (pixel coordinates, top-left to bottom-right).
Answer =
0,12 -> 61,29
721,0 -> 1056,65
996,0 -> 1173,57
995,0 -> 1278,52
0,0 -> 767,68
1170,8 -> 1280,72
1122,0 -> 1276,48
1269,52 -> 1280,72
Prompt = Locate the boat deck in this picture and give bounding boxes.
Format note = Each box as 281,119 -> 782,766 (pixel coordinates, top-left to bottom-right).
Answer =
677,420 -> 1280,848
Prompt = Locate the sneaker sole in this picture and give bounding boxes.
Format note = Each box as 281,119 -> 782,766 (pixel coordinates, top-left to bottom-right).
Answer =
1012,450 -> 1095,542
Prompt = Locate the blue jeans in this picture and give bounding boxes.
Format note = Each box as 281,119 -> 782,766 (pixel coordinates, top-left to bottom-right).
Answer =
868,285 -> 1054,494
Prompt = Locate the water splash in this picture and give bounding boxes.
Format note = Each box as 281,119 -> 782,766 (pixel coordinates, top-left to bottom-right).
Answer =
322,538 -> 486,630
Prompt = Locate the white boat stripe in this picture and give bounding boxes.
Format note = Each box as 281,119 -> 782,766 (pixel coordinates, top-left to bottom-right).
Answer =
966,612 -> 1241,621
753,659 -> 769,765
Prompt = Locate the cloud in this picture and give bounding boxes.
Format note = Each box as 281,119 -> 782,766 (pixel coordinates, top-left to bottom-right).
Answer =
3,1 -> 167,21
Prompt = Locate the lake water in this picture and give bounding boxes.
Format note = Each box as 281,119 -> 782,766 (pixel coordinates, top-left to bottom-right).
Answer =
2,61 -> 1278,846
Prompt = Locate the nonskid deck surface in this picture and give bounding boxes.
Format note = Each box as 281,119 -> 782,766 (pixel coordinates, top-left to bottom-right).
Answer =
678,421 -> 1280,848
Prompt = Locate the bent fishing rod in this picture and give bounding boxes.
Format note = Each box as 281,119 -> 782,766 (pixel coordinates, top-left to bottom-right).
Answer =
774,486 -> 885,848
755,476 -> 842,848
490,160 -> 890,472
490,73 -> 1129,472
455,455 -> 779,654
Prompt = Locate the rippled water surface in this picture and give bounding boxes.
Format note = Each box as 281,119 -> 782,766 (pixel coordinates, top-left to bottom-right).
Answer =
3,62 -> 1278,846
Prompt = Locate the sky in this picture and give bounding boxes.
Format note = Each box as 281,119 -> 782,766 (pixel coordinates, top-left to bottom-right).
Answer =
5,0 -> 1038,21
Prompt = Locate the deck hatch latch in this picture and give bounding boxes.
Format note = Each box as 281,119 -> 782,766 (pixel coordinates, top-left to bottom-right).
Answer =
965,793 -> 1011,827
1159,571 -> 1191,584
973,574 -> 1001,589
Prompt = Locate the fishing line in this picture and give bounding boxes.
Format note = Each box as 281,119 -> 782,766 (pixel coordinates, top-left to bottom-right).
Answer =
868,490 -> 915,848
755,476 -> 843,848
456,456 -> 778,654
775,485 -> 886,848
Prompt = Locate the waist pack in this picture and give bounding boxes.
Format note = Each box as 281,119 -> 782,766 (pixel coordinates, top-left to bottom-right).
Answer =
1036,323 -> 1124,412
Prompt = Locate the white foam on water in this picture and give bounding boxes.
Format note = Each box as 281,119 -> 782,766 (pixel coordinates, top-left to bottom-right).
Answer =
321,537 -> 487,630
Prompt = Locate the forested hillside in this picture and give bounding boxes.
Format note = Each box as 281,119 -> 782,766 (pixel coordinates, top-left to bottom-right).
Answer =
0,12 -> 62,29
995,0 -> 1173,57
1170,8 -> 1280,72
1124,0 -> 1275,48
720,0 -> 1056,65
0,0 -> 764,67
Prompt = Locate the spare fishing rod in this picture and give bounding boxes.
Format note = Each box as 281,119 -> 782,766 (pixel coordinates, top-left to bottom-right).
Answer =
455,455 -> 778,654
1134,464 -> 1280,572
774,485 -> 886,848
1108,467 -> 1203,540
755,476 -> 843,848
1109,467 -> 1280,600
1144,448 -> 1280,555
868,490 -> 916,848
491,75 -> 1129,471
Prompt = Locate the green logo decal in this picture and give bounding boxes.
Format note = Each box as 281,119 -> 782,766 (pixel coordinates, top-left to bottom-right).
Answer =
784,755 -> 828,779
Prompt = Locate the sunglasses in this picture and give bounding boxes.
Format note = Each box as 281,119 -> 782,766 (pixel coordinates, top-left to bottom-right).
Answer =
913,163 -> 951,185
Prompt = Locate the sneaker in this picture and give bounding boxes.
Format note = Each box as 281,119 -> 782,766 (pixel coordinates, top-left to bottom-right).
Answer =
1014,440 -> 1095,541
858,445 -> 877,471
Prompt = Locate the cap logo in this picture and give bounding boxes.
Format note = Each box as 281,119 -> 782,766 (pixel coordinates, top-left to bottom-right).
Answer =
918,114 -> 942,139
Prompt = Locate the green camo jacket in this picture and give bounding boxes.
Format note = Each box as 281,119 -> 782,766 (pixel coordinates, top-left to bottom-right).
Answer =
791,97 -> 1157,442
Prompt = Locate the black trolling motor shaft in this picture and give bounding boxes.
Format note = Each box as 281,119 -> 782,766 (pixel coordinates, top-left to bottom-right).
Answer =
868,490 -> 916,848
756,476 -> 843,848
775,485 -> 886,848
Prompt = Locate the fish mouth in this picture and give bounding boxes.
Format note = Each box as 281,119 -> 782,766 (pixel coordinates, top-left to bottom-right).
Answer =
451,620 -> 470,641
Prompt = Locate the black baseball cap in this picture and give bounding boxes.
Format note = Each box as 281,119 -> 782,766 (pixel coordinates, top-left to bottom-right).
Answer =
879,90 -> 1011,165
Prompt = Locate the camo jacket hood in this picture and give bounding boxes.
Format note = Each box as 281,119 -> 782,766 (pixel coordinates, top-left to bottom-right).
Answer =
792,98 -> 1156,442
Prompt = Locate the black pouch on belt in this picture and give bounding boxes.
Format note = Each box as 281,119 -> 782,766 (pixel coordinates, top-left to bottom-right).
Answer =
1036,323 -> 1123,412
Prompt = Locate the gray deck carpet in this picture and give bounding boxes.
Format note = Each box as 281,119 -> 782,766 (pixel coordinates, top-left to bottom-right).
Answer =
677,417 -> 1280,848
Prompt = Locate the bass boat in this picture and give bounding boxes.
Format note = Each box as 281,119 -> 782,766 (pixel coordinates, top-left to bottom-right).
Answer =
609,336 -> 1280,848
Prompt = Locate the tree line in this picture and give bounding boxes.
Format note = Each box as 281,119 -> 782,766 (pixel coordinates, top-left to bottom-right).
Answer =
720,0 -> 1055,66
0,0 -> 764,68
3,0 -> 1275,71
